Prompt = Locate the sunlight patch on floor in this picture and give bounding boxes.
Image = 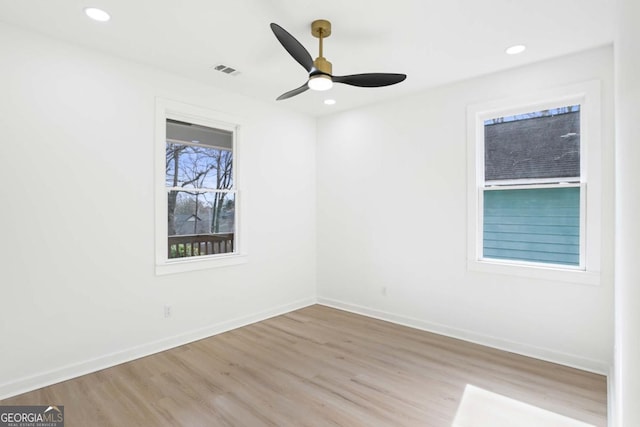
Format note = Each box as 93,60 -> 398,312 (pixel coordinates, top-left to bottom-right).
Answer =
452,384 -> 595,427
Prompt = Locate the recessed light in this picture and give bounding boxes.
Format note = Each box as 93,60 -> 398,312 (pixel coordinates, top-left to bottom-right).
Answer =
324,99 -> 336,105
505,44 -> 526,55
84,7 -> 111,22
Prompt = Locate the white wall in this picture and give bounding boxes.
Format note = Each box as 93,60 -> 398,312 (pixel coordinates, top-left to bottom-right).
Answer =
317,46 -> 615,373
0,23 -> 316,398
0,19 -> 617,401
614,0 -> 640,423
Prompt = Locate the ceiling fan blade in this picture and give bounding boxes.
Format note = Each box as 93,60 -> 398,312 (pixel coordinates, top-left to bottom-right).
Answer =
276,82 -> 310,101
270,23 -> 314,73
332,73 -> 407,87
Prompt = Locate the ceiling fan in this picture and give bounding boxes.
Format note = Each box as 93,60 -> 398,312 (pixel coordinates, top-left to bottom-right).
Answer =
270,20 -> 407,100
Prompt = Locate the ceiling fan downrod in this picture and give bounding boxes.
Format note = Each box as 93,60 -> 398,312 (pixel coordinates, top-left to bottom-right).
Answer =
311,19 -> 332,75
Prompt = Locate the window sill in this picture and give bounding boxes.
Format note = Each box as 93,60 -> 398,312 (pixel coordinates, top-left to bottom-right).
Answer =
156,253 -> 248,275
467,259 -> 600,286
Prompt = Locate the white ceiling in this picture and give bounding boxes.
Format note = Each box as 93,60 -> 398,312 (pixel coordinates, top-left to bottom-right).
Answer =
0,0 -> 614,116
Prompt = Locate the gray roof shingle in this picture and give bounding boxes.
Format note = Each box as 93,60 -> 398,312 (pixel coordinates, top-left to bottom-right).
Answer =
484,111 -> 580,182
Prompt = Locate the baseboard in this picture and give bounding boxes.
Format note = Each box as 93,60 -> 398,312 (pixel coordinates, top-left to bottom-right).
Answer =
607,364 -> 615,427
0,297 -> 316,400
317,297 -> 609,375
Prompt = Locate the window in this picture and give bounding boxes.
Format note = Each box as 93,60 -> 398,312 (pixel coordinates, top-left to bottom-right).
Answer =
166,120 -> 235,258
155,99 -> 246,274
467,82 -> 601,284
483,105 -> 582,267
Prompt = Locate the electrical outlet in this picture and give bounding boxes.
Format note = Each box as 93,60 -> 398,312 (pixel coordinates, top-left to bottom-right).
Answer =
381,286 -> 387,296
164,305 -> 172,318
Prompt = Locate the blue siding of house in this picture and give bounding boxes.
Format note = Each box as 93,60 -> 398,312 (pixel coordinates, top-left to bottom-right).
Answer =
483,187 -> 580,266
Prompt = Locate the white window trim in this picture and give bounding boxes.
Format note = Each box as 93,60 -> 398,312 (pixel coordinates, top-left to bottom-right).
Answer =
155,98 -> 247,275
466,81 -> 602,285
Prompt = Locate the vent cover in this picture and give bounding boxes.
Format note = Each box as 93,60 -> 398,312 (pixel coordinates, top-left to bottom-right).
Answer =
212,64 -> 240,76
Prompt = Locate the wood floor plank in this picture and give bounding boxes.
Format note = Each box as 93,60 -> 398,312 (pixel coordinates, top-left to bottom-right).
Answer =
1,305 -> 607,426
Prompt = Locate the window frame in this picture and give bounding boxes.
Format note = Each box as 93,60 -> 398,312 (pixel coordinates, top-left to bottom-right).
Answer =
155,98 -> 247,275
466,82 -> 602,285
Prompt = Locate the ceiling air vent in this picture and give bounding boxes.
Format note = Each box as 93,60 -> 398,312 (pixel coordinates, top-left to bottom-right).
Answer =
212,64 -> 240,76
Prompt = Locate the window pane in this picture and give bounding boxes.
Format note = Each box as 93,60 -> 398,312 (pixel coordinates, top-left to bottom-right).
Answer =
166,119 -> 233,150
165,143 -> 233,190
484,106 -> 580,182
483,187 -> 580,266
167,191 -> 235,258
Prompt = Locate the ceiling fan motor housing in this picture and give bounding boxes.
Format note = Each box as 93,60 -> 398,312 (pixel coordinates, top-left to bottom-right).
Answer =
314,56 -> 332,75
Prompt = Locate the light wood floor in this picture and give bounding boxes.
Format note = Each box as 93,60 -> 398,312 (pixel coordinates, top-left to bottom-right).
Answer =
1,305 -> 607,426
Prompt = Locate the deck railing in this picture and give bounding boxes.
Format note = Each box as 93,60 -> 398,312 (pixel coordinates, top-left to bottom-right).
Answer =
168,233 -> 234,258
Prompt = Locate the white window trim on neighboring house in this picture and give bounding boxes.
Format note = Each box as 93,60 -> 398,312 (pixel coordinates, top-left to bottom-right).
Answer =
466,81 -> 602,285
155,98 -> 247,275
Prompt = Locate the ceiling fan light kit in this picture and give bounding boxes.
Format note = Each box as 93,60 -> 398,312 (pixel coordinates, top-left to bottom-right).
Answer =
308,75 -> 333,91
270,19 -> 407,100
